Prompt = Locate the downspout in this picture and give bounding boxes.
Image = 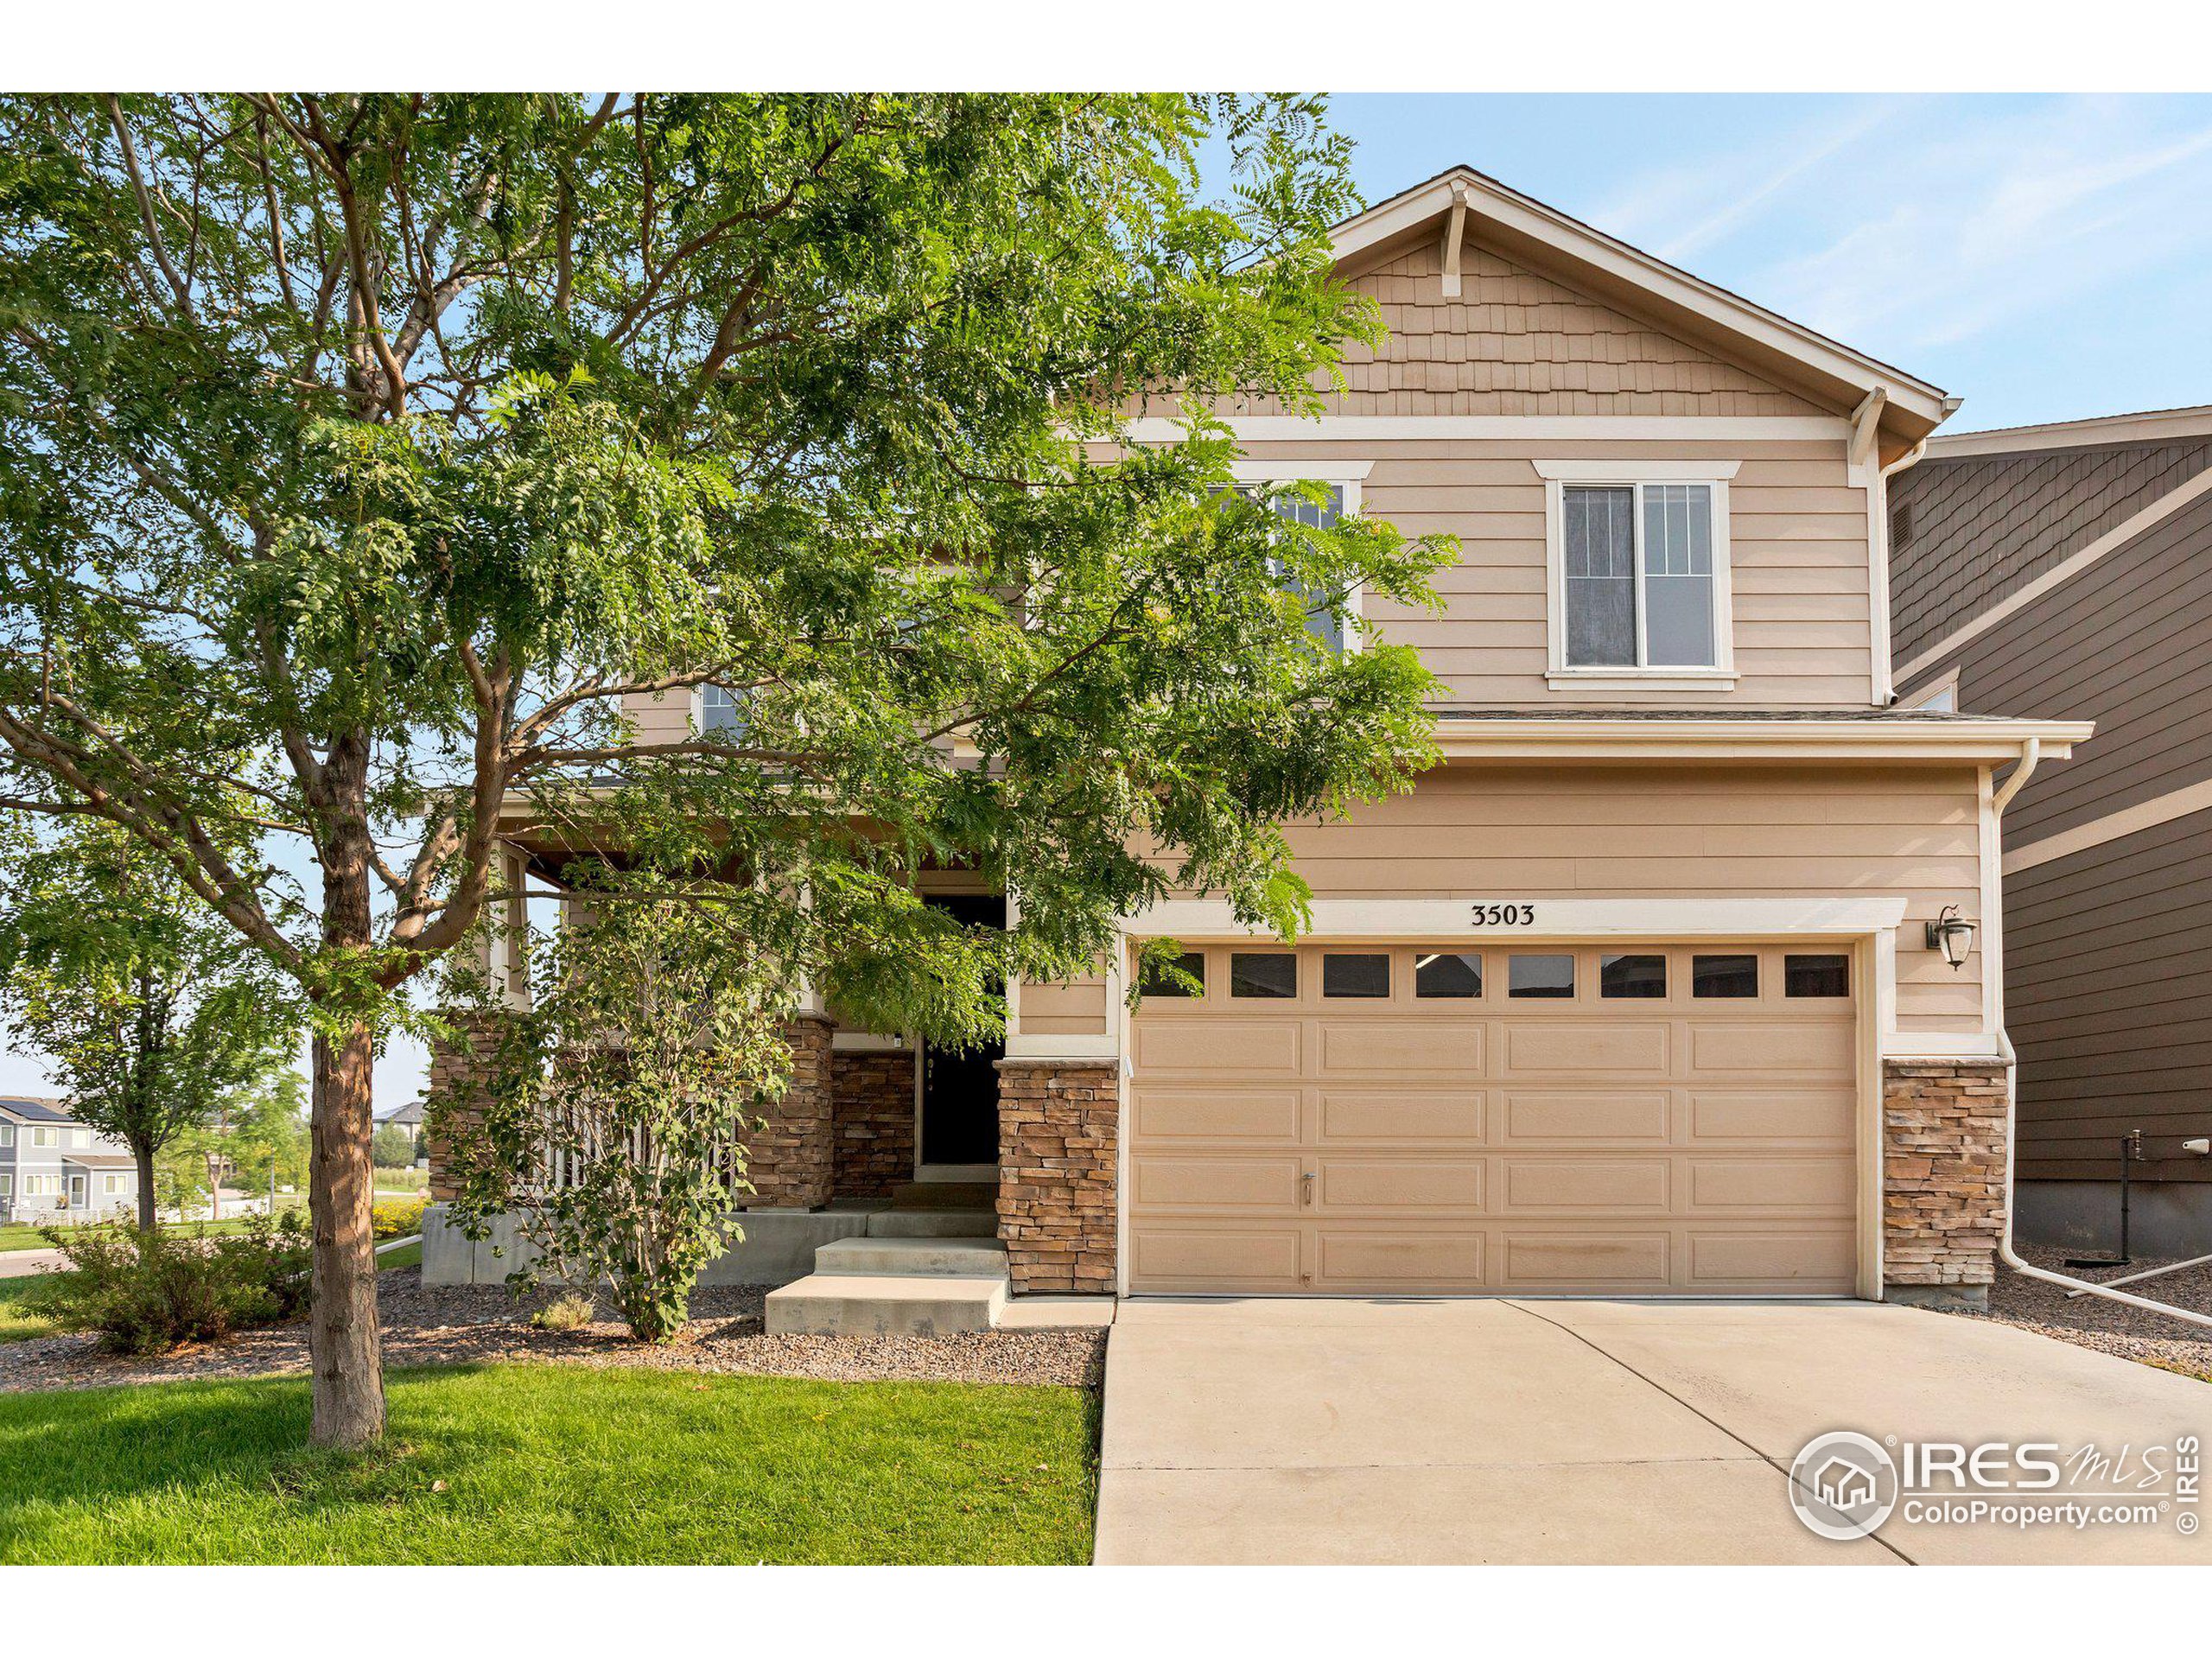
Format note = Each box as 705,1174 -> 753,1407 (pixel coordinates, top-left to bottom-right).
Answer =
1868,436 -> 1927,706
1990,738 -> 2212,1327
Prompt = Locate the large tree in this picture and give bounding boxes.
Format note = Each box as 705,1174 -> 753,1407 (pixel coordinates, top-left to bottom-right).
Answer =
0,818 -> 296,1230
0,93 -> 1450,1446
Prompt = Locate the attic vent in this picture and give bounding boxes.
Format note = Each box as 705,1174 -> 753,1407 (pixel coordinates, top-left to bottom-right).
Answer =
1890,500 -> 1914,550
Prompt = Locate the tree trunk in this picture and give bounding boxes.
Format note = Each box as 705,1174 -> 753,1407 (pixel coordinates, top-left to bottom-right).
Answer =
131,1137 -> 156,1232
310,1022 -> 385,1446
308,741 -> 386,1448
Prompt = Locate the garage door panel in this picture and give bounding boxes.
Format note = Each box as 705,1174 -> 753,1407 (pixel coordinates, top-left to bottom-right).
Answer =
1686,1228 -> 1855,1289
1686,1156 -> 1854,1212
1500,1157 -> 1671,1213
1133,1087 -> 1301,1142
1317,1157 -> 1484,1211
1129,1225 -> 1302,1291
1689,1020 -> 1854,1077
1503,1020 -> 1670,1076
1318,1090 -> 1484,1143
1313,1230 -> 1485,1289
1127,942 -> 1859,1298
1134,1019 -> 1300,1077
1319,1020 -> 1484,1075
1687,1089 -> 1853,1145
1132,1155 -> 1302,1211
1502,1231 -> 1672,1287
1501,1090 -> 1672,1143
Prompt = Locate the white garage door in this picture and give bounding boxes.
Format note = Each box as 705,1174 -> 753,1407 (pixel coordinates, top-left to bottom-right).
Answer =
1126,942 -> 1859,1296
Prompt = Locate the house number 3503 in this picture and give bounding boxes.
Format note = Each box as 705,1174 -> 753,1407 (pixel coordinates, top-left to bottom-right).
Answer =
1471,903 -> 1536,926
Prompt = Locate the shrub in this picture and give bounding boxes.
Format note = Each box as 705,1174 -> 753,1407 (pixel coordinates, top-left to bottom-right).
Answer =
371,1197 -> 427,1239
39,1213 -> 312,1354
531,1293 -> 595,1332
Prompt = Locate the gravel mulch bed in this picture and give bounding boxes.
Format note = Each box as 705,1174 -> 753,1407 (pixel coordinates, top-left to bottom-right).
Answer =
1946,1246 -> 2212,1382
0,1269 -> 1106,1397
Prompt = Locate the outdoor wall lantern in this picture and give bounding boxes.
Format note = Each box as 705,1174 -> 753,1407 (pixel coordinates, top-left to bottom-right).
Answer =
1925,905 -> 1977,970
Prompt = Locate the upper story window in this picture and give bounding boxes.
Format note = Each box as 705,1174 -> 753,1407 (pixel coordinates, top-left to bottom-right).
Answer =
67,1127 -> 89,1148
698,683 -> 746,735
1230,461 -> 1374,656
0,1123 -> 12,1147
31,1127 -> 57,1147
1537,461 -> 1738,690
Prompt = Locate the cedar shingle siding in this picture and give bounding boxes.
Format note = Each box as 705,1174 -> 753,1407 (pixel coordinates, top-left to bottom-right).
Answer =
1889,438 -> 2212,664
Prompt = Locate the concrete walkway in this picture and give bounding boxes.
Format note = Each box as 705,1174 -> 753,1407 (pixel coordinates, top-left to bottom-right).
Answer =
0,1248 -> 66,1279
1096,1298 -> 2212,1565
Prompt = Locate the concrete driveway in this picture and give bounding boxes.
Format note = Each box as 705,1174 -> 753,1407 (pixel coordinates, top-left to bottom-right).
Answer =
1096,1298 -> 2212,1565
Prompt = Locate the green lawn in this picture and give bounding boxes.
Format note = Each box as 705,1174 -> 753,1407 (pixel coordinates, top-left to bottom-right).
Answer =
0,1275 -> 56,1344
0,1364 -> 1097,1564
377,1239 -> 423,1272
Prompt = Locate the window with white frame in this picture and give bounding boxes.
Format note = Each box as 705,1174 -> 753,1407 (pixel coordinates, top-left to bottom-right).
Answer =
0,1173 -> 11,1198
1539,462 -> 1738,683
1230,461 -> 1374,655
0,1123 -> 12,1147
103,1173 -> 127,1195
31,1126 -> 57,1147
699,683 -> 744,734
21,1174 -> 59,1197
67,1127 -> 88,1148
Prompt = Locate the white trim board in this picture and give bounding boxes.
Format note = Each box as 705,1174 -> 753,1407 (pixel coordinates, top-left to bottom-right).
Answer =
1121,896 -> 1911,940
1896,467 -> 2212,687
2005,777 -> 2212,875
1117,415 -> 1850,444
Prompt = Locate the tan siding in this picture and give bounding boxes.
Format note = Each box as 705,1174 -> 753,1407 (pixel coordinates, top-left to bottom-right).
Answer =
1244,439 -> 1876,707
1146,765 -> 1982,1035
1168,238 -> 1830,421
624,688 -> 694,744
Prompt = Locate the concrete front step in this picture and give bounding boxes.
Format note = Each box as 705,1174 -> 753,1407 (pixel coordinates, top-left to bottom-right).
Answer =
864,1208 -> 996,1239
814,1236 -> 1007,1277
765,1271 -> 1008,1336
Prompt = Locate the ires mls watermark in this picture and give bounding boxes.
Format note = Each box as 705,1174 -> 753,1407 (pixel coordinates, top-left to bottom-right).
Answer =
1788,1428 -> 2202,1541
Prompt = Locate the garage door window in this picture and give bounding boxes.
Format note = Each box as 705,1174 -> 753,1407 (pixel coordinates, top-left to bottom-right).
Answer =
1510,953 -> 1575,998
1322,954 -> 1389,998
1230,953 -> 1297,999
1137,950 -> 1206,999
1785,954 -> 1850,997
1600,954 -> 1667,998
1414,951 -> 1483,998
1693,954 -> 1759,997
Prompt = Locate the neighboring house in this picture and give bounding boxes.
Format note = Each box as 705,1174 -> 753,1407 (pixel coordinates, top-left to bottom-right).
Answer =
0,1095 -> 140,1226
1888,404 -> 2212,1257
428,166 -> 2088,1316
378,1096 -> 426,1160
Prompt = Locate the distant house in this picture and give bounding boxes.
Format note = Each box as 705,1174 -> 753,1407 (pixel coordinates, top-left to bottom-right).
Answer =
378,1096 -> 427,1160
0,1096 -> 140,1225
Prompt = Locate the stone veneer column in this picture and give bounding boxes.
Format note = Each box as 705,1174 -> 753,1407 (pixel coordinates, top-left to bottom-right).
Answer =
424,1011 -> 502,1202
831,1047 -> 917,1201
739,1013 -> 836,1209
1883,1058 -> 2008,1307
995,1058 -> 1119,1294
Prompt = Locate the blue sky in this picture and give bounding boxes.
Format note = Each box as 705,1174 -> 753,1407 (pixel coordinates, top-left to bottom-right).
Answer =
1326,93 -> 2212,430
7,92 -> 2209,1109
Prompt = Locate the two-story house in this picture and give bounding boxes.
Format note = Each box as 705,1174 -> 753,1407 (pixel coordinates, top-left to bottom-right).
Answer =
1890,404 -> 2212,1259
426,166 -> 2088,1322
0,1095 -> 140,1226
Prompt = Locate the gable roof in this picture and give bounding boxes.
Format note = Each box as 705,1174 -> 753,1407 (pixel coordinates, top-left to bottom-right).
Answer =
1331,167 -> 1955,449
1928,401 -> 2212,458
0,1095 -> 73,1124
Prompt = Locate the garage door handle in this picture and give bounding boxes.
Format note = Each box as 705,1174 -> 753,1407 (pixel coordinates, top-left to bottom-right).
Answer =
1301,1171 -> 1315,1205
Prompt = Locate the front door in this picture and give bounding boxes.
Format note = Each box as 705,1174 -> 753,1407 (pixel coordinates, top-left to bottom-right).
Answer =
918,893 -> 1006,1173
66,1173 -> 86,1211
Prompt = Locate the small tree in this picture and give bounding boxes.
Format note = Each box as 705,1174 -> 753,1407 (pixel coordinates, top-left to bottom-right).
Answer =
443,871 -> 804,1340
0,819 -> 296,1230
371,1124 -> 416,1170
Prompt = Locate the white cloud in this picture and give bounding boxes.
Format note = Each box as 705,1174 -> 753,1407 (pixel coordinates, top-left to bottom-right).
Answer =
1751,99 -> 2212,352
